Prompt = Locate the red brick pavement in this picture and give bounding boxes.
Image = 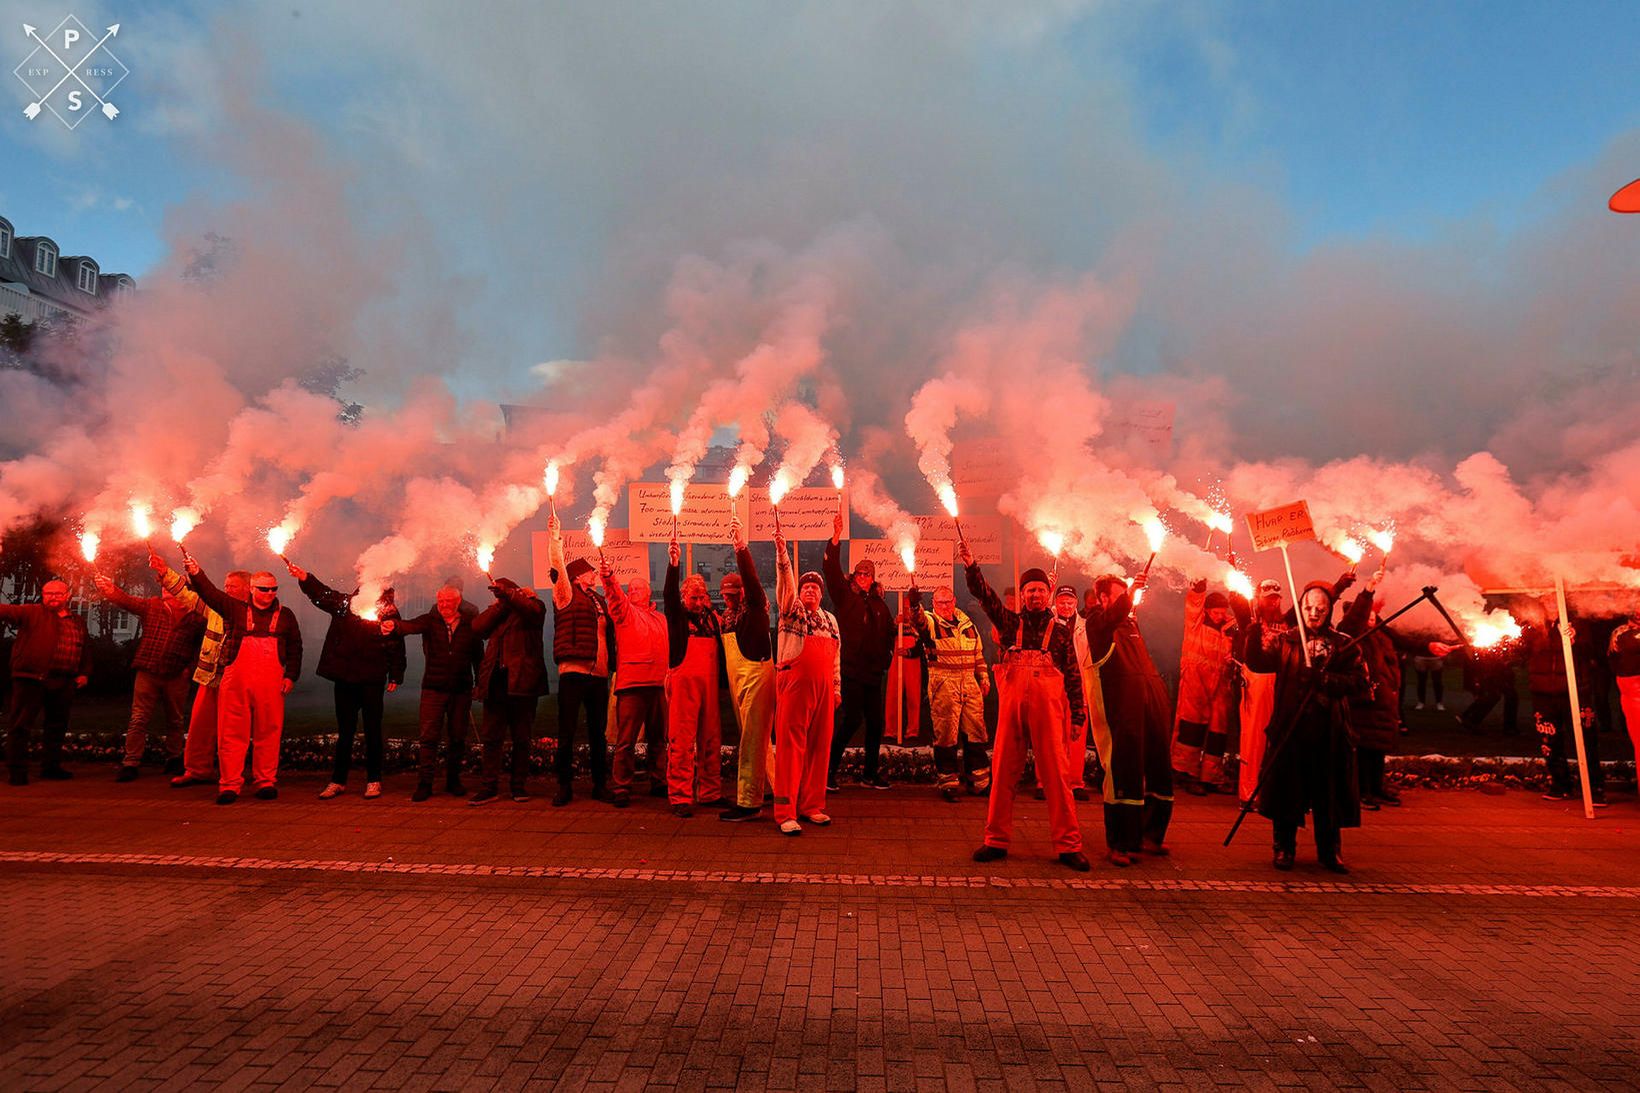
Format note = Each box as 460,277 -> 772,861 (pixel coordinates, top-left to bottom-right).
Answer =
1,775 -> 1637,1090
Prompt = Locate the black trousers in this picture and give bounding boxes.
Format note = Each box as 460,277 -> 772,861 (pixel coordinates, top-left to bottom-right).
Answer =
1461,686 -> 1518,733
6,675 -> 75,771
481,675 -> 538,792
1358,747 -> 1387,797
1274,817 -> 1341,862
556,671 -> 610,788
829,673 -> 886,781
331,681 -> 386,783
417,687 -> 471,784
1533,693 -> 1603,796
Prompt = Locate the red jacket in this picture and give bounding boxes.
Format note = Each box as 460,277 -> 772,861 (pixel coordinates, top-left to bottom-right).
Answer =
0,603 -> 92,681
602,573 -> 670,691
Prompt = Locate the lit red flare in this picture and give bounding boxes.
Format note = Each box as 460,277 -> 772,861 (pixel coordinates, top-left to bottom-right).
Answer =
1037,529 -> 1064,557
169,508 -> 200,543
830,463 -> 845,491
475,543 -> 495,573
1140,515 -> 1167,554
769,471 -> 792,507
1469,614 -> 1522,649
669,476 -> 686,517
79,530 -> 100,563
543,460 -> 561,498
588,515 -> 607,549
267,524 -> 294,556
1207,512 -> 1233,534
1224,567 -> 1255,599
129,503 -> 153,540
937,482 -> 959,519
1332,536 -> 1365,565
1367,527 -> 1395,554
899,540 -> 916,575
727,464 -> 751,498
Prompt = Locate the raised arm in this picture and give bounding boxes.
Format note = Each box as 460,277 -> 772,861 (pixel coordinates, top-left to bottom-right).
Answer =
663,559 -> 683,624
736,547 -> 767,618
964,562 -> 1015,636
548,517 -> 573,611
296,570 -> 351,617
92,576 -> 148,617
191,567 -> 235,617
600,566 -> 631,622
821,536 -> 852,610
156,559 -> 207,619
775,535 -> 796,615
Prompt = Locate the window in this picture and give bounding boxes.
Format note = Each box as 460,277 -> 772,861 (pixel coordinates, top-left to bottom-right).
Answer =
0,223 -> 11,259
34,243 -> 56,278
77,262 -> 98,294
114,276 -> 134,300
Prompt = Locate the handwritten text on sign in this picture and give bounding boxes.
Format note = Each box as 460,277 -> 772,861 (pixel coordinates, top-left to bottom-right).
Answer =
1245,500 -> 1316,552
912,513 -> 1004,565
748,488 -> 850,542
532,529 -> 650,588
848,538 -> 955,592
629,483 -> 738,543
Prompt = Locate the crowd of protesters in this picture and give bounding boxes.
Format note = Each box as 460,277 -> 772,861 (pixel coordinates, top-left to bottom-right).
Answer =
4,528 -> 1636,874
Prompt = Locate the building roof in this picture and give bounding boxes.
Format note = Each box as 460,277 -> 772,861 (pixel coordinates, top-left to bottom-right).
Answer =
0,214 -> 135,322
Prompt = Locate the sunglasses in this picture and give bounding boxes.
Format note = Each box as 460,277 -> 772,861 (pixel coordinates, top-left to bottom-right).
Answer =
253,585 -> 278,593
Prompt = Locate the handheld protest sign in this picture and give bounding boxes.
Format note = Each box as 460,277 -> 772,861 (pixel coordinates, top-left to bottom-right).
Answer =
533,528 -> 648,588
1247,500 -> 1318,666
630,482 -> 738,543
749,487 -> 849,542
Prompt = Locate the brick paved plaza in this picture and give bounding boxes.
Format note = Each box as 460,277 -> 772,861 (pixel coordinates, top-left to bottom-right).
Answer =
1,776 -> 1636,1091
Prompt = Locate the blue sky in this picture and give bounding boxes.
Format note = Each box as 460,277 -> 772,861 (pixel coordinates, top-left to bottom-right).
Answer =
0,1 -> 1634,369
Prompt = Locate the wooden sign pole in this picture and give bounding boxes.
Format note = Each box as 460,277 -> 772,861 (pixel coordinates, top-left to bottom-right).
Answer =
1280,541 -> 1312,667
1554,574 -> 1596,820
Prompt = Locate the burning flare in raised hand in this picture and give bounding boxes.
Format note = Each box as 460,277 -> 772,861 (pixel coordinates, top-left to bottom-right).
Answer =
169,508 -> 200,543
1038,529 -> 1065,558
79,530 -> 100,564
543,460 -> 561,498
475,542 -> 495,574
899,539 -> 916,575
1140,515 -> 1168,554
727,464 -> 751,499
266,523 -> 295,557
937,481 -> 959,519
1367,527 -> 1395,555
1224,567 -> 1255,600
768,470 -> 792,507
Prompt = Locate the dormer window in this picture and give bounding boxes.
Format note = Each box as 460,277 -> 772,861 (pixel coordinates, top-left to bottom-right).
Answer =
34,242 -> 56,278
113,276 -> 135,300
76,261 -> 98,294
0,223 -> 11,259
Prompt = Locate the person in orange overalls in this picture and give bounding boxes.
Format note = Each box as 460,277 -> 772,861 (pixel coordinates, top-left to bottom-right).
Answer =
663,537 -> 724,816
961,545 -> 1090,872
1172,578 -> 1238,795
188,563 -> 302,805
771,532 -> 841,836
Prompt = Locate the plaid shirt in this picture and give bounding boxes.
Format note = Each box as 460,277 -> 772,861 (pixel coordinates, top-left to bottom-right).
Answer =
48,612 -> 85,675
102,585 -> 206,679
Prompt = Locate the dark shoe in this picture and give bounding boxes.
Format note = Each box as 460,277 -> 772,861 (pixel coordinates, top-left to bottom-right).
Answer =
510,788 -> 530,803
215,791 -> 237,805
9,768 -> 28,787
972,845 -> 1007,863
1593,792 -> 1609,809
1360,796 -> 1381,812
867,777 -> 891,791
468,788 -> 499,806
1378,788 -> 1402,806
699,797 -> 731,809
1273,849 -> 1295,871
1140,840 -> 1170,857
446,780 -> 466,796
1072,786 -> 1091,802
552,786 -> 573,807
825,781 -> 841,793
1184,778 -> 1207,797
254,786 -> 278,801
612,791 -> 630,809
592,785 -> 610,803
1106,850 -> 1132,868
163,757 -> 185,776
171,773 -> 210,788
1032,786 -> 1045,801
649,782 -> 667,798
1542,789 -> 1570,801
672,803 -> 693,818
1059,851 -> 1091,872
719,805 -> 761,822
1321,858 -> 1351,875
116,765 -> 139,783
40,764 -> 72,781
940,785 -> 960,803
412,783 -> 433,803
